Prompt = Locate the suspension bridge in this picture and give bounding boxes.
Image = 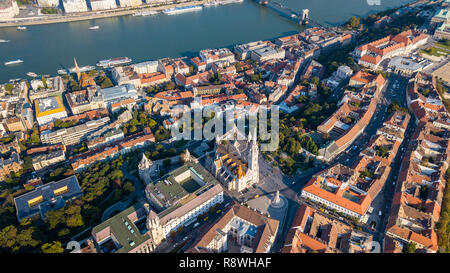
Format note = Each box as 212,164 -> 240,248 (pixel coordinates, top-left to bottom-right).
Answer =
254,0 -> 323,27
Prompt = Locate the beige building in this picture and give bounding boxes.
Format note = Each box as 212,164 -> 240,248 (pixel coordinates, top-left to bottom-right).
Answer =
0,0 -> 19,19
118,0 -> 141,7
89,0 -> 116,11
36,0 -> 59,7
5,116 -> 26,132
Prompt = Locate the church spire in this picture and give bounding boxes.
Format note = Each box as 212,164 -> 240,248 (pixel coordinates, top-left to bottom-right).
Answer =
74,57 -> 81,82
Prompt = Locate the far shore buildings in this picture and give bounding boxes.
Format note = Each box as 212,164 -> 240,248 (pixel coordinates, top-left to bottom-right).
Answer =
0,0 -> 19,19
117,0 -> 142,7
92,161 -> 224,253
13,176 -> 82,222
88,0 -> 117,11
62,0 -> 89,13
36,0 -> 59,7
282,203 -> 373,253
187,202 -> 279,253
34,96 -> 68,126
353,29 -> 429,69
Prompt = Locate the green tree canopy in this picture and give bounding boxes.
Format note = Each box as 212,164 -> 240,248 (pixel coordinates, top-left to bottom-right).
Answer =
41,241 -> 64,253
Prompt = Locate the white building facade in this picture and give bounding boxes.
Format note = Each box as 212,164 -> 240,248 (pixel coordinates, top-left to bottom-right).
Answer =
118,0 -> 142,7
62,0 -> 89,13
89,0 -> 117,11
37,0 -> 59,7
0,0 -> 19,19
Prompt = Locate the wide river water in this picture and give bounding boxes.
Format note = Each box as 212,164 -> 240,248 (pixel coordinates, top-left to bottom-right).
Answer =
0,0 -> 412,83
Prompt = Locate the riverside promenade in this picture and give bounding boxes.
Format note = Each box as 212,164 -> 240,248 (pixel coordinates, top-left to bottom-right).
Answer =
0,0 -> 206,28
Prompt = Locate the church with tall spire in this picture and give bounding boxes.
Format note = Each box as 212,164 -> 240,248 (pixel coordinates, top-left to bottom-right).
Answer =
205,127 -> 259,192
74,57 -> 81,82
73,57 -> 96,88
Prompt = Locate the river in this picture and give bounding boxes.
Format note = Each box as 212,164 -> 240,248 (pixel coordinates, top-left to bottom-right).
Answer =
0,0 -> 413,83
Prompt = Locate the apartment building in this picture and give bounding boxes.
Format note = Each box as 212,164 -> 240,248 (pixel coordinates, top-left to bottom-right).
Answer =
40,117 -> 110,146
0,0 -> 19,19
29,76 -> 65,101
376,111 -> 411,142
282,203 -> 373,253
31,149 -> 66,171
66,86 -> 106,115
89,0 -> 117,10
187,202 -> 279,253
118,0 -> 141,7
62,0 -> 89,13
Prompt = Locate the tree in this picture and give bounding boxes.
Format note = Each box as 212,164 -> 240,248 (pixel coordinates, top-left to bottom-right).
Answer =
4,83 -> 14,92
41,241 -> 64,253
123,181 -> 135,194
349,16 -> 360,29
0,225 -> 18,249
148,119 -> 157,129
30,128 -> 40,144
41,77 -> 48,89
404,242 -> 416,253
46,209 -> 66,230
234,62 -> 242,72
163,158 -> 171,167
164,82 -> 175,90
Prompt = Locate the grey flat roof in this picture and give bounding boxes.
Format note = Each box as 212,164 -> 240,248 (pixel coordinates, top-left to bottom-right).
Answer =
14,175 -> 82,221
92,204 -> 151,253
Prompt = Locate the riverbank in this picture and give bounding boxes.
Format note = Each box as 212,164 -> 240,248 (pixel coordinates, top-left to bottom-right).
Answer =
0,0 -> 206,28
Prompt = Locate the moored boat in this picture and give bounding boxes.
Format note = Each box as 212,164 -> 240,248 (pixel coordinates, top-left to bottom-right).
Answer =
4,59 -> 23,66
162,5 -> 203,15
96,57 -> 132,68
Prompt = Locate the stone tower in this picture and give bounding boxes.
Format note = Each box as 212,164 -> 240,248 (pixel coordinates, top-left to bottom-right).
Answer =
301,9 -> 309,25
145,205 -> 164,246
139,153 -> 157,185
248,127 -> 259,186
181,148 -> 191,163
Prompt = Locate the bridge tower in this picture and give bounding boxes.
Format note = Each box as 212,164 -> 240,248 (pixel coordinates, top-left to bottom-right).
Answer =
301,9 -> 309,25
